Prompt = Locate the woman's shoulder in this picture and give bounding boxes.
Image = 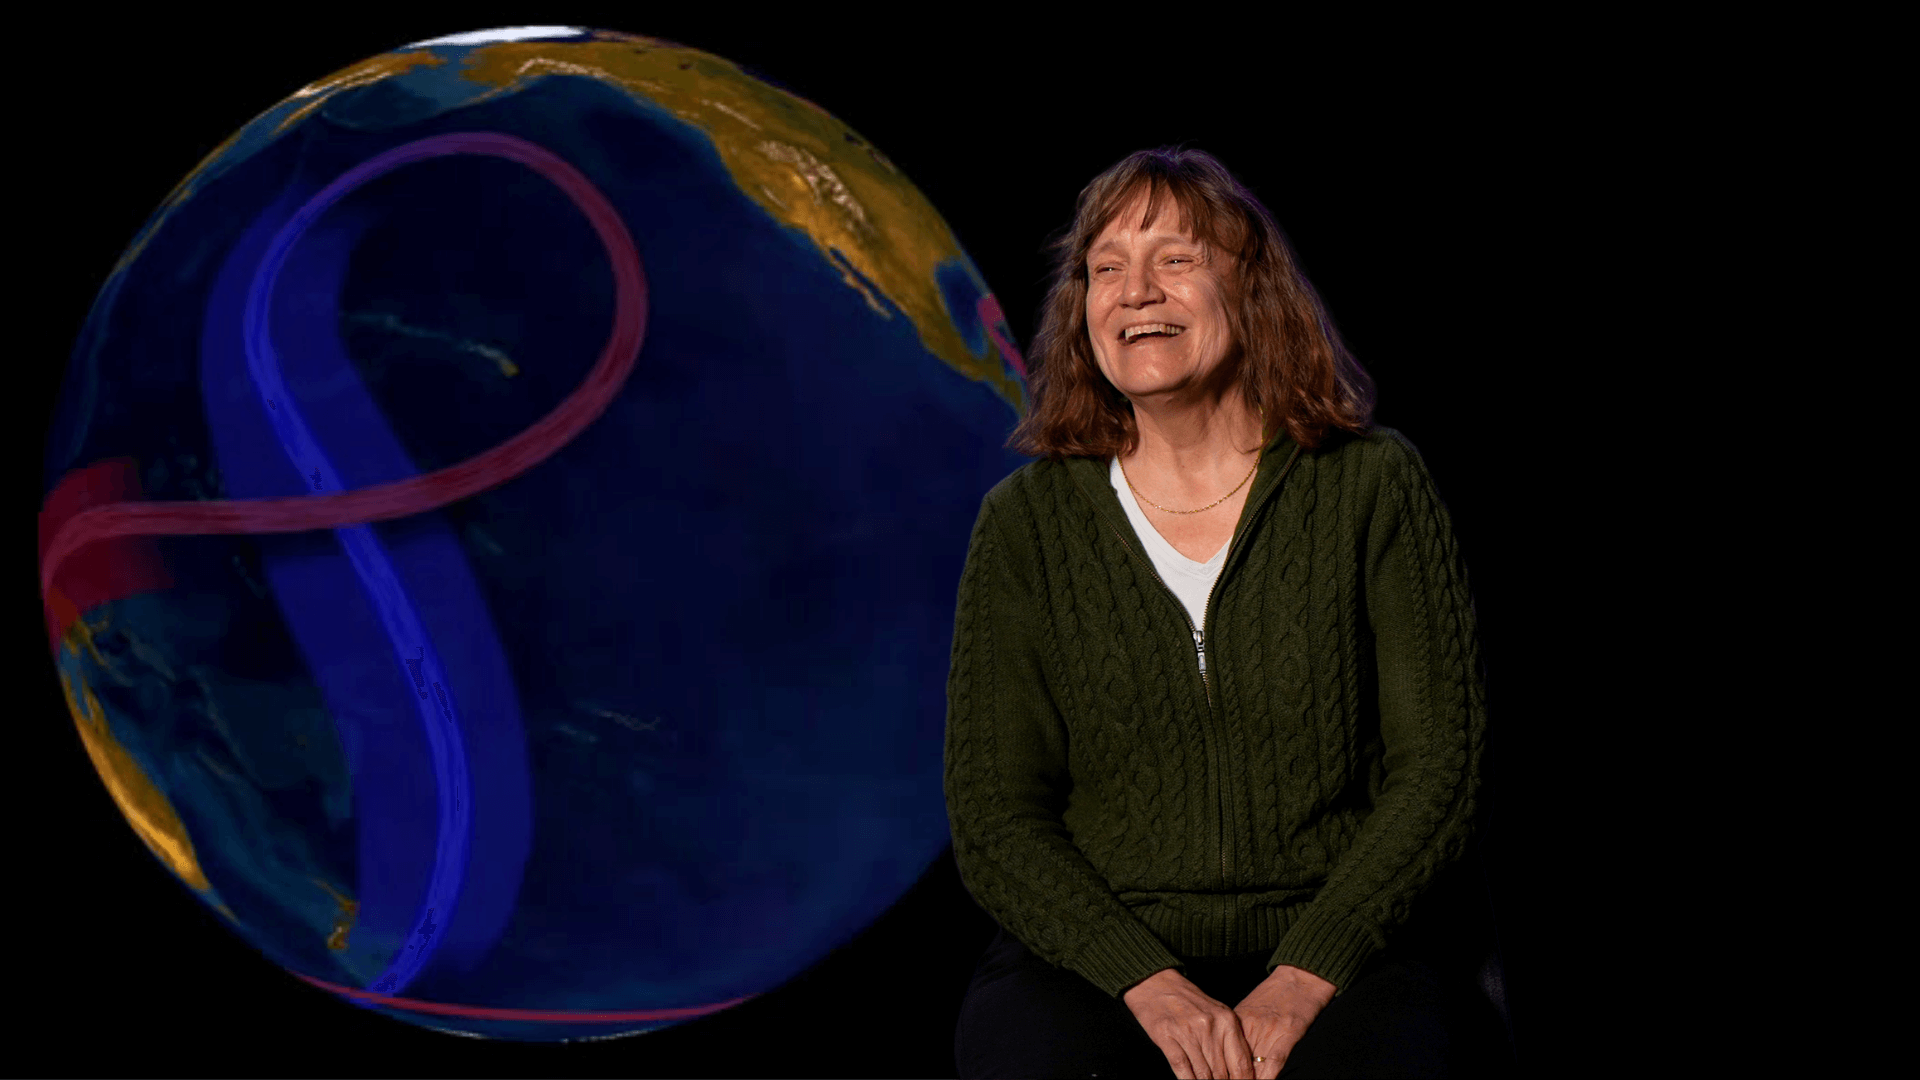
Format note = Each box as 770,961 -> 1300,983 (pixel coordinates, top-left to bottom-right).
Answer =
1314,425 -> 1430,478
979,454 -> 1082,519
1295,427 -> 1455,515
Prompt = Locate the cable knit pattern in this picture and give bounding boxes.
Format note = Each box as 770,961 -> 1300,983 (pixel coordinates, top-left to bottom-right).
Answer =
944,426 -> 1485,1000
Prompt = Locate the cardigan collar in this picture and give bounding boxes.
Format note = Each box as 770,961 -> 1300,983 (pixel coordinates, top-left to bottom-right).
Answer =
1062,427 -> 1304,543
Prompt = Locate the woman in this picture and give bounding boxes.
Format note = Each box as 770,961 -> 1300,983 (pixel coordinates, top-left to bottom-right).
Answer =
945,147 -> 1493,1079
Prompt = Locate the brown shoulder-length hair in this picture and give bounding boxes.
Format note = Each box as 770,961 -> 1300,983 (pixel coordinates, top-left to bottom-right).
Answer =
1007,146 -> 1374,461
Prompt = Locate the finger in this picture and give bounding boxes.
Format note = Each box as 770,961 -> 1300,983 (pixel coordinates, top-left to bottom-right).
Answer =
1173,1034 -> 1212,1080
1251,1042 -> 1284,1080
1179,1041 -> 1211,1080
1231,1022 -> 1265,1080
1202,1030 -> 1241,1080
1253,1035 -> 1293,1080
1224,1028 -> 1257,1080
1165,1043 -> 1198,1080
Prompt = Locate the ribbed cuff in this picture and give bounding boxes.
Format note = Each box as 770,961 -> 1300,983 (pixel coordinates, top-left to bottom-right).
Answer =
1265,905 -> 1383,995
1068,918 -> 1188,1000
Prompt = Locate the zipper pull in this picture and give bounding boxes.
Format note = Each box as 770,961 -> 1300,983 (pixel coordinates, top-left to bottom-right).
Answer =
1193,628 -> 1206,676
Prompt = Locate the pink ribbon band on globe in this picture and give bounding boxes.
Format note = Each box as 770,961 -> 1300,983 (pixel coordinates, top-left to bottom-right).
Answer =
293,971 -> 755,1022
39,132 -> 647,626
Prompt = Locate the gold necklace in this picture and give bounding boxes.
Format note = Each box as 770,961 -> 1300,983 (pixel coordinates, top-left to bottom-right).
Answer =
1120,455 -> 1259,514
1118,409 -> 1265,515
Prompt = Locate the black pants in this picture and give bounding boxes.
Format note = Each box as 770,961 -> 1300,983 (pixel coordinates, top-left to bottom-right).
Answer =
954,927 -> 1508,1079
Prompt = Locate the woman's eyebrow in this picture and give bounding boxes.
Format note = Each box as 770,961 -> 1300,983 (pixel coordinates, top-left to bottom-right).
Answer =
1089,233 -> 1198,259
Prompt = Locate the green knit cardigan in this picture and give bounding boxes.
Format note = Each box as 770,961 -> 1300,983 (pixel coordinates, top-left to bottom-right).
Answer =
943,425 -> 1485,999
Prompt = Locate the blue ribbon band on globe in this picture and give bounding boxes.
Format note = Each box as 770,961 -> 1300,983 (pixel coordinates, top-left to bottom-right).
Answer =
226,131 -> 647,1003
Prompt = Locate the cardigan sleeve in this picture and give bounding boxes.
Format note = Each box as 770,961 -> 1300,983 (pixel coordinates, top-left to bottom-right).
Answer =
1265,431 -> 1486,993
944,495 -> 1188,999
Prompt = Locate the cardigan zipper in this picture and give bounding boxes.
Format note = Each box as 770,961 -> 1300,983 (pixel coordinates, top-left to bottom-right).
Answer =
1093,516 -> 1233,891
1095,518 -> 1213,708
1073,444 -> 1305,897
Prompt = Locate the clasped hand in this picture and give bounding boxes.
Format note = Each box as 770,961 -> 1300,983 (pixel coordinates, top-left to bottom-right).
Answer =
1121,963 -> 1336,1080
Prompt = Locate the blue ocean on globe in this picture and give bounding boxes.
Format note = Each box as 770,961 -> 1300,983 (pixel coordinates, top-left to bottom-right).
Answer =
38,25 -> 1030,1041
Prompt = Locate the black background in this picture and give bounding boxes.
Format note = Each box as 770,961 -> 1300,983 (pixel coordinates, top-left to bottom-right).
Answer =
20,11 -> 1660,1077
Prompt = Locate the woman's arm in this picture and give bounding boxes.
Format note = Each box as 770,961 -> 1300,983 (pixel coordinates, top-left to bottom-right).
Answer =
1265,431 -> 1487,994
944,496 -> 1188,1000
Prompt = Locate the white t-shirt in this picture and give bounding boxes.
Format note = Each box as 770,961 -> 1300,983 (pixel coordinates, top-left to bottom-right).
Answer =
1109,456 -> 1228,636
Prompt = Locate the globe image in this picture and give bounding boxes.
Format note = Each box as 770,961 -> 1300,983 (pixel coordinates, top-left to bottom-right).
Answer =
38,25 -> 1030,1042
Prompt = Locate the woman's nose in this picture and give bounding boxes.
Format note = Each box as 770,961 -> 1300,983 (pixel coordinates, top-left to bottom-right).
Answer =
1123,264 -> 1162,303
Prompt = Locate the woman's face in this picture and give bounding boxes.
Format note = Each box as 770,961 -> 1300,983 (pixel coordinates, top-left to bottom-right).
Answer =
1085,192 -> 1238,406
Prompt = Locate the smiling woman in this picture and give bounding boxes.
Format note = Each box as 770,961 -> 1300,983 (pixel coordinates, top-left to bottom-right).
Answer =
1013,147 -> 1374,467
945,146 -> 1508,1079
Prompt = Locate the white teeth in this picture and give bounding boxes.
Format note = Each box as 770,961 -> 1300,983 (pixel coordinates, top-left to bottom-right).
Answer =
1123,323 -> 1185,341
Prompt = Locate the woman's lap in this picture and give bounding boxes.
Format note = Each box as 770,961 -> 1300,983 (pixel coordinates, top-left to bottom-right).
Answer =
954,927 -> 1505,1079
955,926 -> 1170,1079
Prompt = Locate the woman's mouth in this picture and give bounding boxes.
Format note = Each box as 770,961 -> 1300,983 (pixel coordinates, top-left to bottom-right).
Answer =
1121,323 -> 1186,345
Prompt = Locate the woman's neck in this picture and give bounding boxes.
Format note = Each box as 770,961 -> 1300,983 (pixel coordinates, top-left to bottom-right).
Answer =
1120,393 -> 1265,501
